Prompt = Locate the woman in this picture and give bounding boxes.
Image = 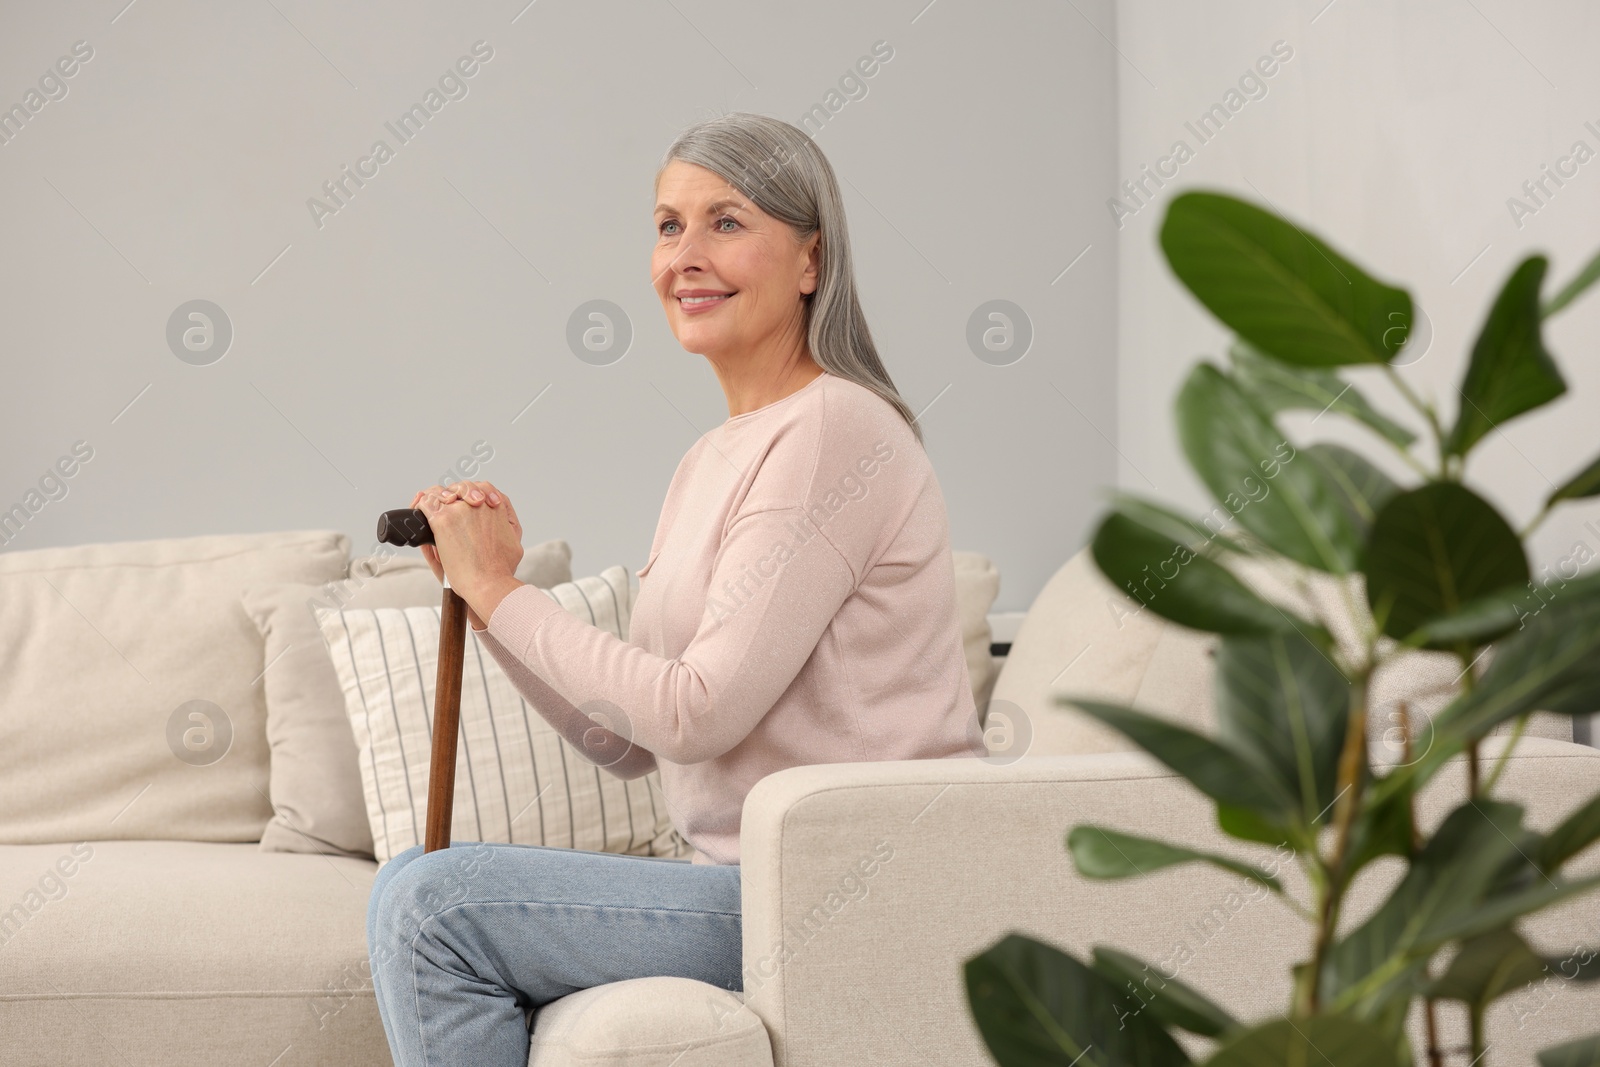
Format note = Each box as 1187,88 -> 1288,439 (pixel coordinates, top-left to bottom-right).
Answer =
366,111 -> 985,1065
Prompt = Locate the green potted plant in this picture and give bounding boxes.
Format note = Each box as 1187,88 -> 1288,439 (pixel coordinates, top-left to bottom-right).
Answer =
963,189 -> 1600,1066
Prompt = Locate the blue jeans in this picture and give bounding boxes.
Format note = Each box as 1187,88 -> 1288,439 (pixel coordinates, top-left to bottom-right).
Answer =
366,841 -> 744,1066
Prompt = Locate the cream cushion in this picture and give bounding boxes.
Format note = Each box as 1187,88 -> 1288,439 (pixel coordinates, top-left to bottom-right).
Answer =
0,530 -> 349,844
987,547 -> 1171,755
241,540 -> 574,859
951,551 -> 1002,717
0,838 -> 773,1067
993,547 -> 1571,760
319,566 -> 684,864
0,840 -> 386,1065
528,978 -> 772,1067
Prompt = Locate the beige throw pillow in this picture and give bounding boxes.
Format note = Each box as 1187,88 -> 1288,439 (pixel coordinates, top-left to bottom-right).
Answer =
952,551 -> 1002,717
241,540 -> 574,858
0,530 -> 350,844
318,566 -> 686,864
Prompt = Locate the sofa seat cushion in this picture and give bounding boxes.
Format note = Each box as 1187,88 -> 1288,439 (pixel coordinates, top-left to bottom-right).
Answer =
529,976 -> 772,1067
0,840 -> 388,1067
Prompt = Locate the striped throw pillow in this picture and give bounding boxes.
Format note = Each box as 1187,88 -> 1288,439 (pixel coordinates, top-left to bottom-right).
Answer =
316,565 -> 688,864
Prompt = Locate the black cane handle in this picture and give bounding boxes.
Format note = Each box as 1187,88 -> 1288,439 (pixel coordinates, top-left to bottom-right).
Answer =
376,508 -> 433,547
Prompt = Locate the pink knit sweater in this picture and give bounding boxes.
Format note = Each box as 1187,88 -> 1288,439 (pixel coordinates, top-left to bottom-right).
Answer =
470,370 -> 985,865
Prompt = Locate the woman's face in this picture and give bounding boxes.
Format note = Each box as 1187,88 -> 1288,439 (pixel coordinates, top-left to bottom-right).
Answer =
652,159 -> 819,362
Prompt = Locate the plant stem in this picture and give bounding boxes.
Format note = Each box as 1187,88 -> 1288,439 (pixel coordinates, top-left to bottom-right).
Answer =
1483,712 -> 1530,796
1459,648 -> 1481,797
1391,446 -> 1434,480
1294,870 -> 1330,1017
1302,678 -> 1369,1014
1424,998 -> 1444,1067
1381,364 -> 1450,479
1470,1003 -> 1487,1065
1405,701 -> 1446,1067
1399,702 -> 1419,854
1521,501 -> 1555,539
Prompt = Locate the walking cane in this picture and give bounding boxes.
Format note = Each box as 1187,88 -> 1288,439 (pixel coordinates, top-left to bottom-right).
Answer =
375,508 -> 466,854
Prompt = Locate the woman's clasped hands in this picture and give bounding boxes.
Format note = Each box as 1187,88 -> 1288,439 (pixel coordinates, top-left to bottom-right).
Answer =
411,480 -> 525,629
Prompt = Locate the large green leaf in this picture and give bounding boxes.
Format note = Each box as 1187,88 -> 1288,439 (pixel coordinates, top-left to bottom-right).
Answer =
964,934 -> 1192,1067
1429,928 -> 1549,1005
1058,699 -> 1294,816
1542,1036 -> 1600,1067
1549,451 -> 1600,506
1437,583 -> 1600,739
1362,483 -> 1529,642
1406,872 -> 1600,950
1542,1035 -> 1600,1067
1109,491 -> 1253,555
1216,804 -> 1295,847
1447,255 -> 1567,457
1067,826 -> 1283,893
1213,633 -> 1350,828
1089,510 -> 1314,636
1432,927 -> 1600,1011
1229,342 -> 1416,447
1202,1016 -> 1402,1067
1304,443 -> 1402,542
1091,946 -> 1241,1038
1322,800 -> 1529,1014
1539,794 -> 1600,873
1159,191 -> 1414,367
1176,363 -> 1360,573
1407,589 -> 1527,647
1410,567 -> 1600,648
1543,245 -> 1600,317
1343,778 -> 1415,875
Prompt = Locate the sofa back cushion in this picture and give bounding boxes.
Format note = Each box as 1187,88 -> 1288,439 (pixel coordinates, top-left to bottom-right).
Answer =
0,530 -> 350,844
993,547 -> 1571,760
987,548 -> 1173,756
952,551 -> 1002,715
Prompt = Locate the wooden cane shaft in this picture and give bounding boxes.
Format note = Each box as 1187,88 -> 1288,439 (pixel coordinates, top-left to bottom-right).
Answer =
424,585 -> 469,853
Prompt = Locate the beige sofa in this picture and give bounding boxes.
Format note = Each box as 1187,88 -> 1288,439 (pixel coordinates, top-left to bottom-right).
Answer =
2,531 -> 1597,1066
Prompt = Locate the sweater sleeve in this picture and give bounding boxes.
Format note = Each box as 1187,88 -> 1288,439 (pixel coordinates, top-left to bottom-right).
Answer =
480,505 -> 858,765
469,618 -> 659,780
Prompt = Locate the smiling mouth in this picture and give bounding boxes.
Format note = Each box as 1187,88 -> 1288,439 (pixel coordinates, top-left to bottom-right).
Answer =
678,292 -> 735,309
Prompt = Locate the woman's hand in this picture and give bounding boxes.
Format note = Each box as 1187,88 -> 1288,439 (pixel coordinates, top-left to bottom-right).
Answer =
410,481 -> 524,630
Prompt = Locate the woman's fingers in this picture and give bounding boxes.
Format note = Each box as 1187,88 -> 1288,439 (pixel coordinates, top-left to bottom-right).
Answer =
440,480 -> 501,507
420,543 -> 444,584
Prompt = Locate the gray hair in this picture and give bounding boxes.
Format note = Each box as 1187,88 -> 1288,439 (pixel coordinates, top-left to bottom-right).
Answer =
655,111 -> 924,447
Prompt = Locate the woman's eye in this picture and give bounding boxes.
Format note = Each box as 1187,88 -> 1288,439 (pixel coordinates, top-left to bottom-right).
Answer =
658,216 -> 738,236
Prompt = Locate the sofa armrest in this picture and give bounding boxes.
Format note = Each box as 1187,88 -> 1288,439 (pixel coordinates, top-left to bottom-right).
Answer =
736,740 -> 1600,1067
737,751 -> 1209,1067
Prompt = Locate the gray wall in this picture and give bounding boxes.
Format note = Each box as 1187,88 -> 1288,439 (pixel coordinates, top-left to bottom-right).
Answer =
1113,0 -> 1600,575
0,0 -> 1118,615
1112,0 -> 1600,742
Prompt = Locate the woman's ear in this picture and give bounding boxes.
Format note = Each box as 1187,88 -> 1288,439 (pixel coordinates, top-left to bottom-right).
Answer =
801,233 -> 821,297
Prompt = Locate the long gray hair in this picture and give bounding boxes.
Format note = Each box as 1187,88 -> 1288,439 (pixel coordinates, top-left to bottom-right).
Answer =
655,111 -> 924,447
